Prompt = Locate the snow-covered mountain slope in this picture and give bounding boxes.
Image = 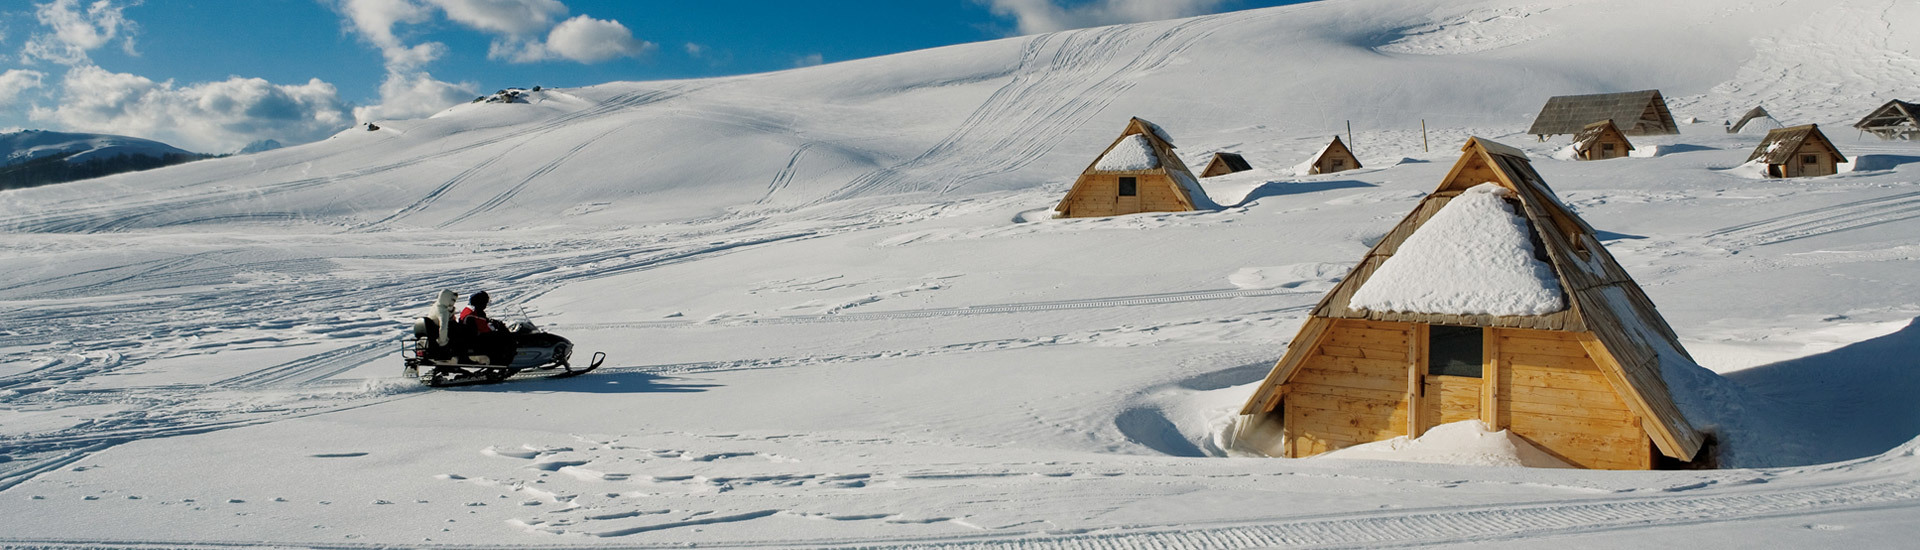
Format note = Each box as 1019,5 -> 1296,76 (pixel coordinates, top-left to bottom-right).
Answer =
2,0 -> 1919,547
3,0 -> 1913,233
0,129 -> 199,165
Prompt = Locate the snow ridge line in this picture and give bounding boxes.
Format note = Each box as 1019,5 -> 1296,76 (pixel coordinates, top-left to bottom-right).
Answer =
1706,190 -> 1920,245
2,479 -> 1913,549
0,86 -> 693,234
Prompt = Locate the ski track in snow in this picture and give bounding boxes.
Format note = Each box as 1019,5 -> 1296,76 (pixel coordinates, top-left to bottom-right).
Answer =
1706,189 -> 1920,246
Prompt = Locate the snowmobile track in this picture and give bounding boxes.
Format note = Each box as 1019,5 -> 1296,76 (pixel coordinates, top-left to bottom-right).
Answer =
0,477 -> 1912,548
1706,190 -> 1920,245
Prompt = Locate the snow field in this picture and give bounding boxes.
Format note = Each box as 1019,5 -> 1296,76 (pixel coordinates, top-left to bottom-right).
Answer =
2,0 -> 1920,546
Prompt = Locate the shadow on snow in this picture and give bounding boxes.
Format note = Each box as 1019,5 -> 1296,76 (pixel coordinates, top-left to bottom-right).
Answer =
1723,317 -> 1920,463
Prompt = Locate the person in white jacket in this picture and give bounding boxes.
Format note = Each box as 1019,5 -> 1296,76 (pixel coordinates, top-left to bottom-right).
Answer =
428,289 -> 458,349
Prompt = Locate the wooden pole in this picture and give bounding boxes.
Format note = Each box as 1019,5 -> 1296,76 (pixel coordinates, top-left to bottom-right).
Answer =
1346,120 -> 1353,151
1421,119 -> 1429,153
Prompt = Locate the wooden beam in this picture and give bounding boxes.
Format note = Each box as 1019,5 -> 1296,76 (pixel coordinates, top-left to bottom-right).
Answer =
1578,335 -> 1687,459
1407,323 -> 1427,437
1484,328 -> 1502,429
1238,317 -> 1333,415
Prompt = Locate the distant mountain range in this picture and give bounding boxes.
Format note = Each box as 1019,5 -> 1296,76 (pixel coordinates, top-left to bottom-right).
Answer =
0,129 -> 210,190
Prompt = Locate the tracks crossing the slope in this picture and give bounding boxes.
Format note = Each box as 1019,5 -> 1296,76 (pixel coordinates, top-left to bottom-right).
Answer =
1707,190 -> 1920,245
820,14 -> 1229,203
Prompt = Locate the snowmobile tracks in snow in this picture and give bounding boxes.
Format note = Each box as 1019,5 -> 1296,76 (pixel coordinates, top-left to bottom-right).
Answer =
821,15 -> 1226,203
1,477 -> 1913,548
574,287 -> 1315,330
214,340 -> 391,389
1707,189 -> 1920,246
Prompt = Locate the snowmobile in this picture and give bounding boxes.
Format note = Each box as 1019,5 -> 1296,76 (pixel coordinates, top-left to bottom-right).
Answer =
402,316 -> 604,387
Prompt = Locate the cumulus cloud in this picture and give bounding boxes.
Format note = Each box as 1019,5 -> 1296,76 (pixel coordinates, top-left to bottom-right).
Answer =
980,0 -> 1228,35
21,0 -> 139,66
333,0 -> 442,70
28,65 -> 354,153
329,0 -> 477,123
791,53 -> 824,68
351,70 -> 476,123
536,15 -> 650,63
429,0 -> 567,36
0,70 -> 48,103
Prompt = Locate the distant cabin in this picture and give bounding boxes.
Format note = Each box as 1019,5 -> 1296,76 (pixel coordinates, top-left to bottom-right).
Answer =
1527,90 -> 1679,139
1572,120 -> 1633,160
1728,106 -> 1782,134
1747,124 -> 1846,178
1200,152 -> 1253,177
1233,137 -> 1709,470
1853,100 -> 1920,141
1054,117 -> 1210,218
1301,136 -> 1362,175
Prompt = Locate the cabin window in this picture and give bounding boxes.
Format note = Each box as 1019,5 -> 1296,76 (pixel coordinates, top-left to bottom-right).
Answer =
1601,143 -> 1615,153
1427,325 -> 1482,378
1331,159 -> 1344,168
1118,177 -> 1137,196
1801,154 -> 1818,165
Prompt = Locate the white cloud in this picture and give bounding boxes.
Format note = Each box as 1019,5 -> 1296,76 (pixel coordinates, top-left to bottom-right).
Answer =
28,65 -> 354,153
791,53 -> 824,68
328,0 -> 477,123
684,42 -> 705,57
0,70 -> 48,104
980,0 -> 1228,35
429,0 -> 566,36
494,14 -> 650,64
351,70 -> 476,123
21,0 -> 139,66
333,0 -> 441,70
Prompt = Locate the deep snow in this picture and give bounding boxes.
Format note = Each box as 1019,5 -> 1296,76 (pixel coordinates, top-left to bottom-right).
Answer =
2,0 -> 1920,547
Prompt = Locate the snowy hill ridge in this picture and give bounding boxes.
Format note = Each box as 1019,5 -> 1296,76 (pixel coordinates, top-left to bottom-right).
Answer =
1,129 -> 198,165
0,0 -> 1914,232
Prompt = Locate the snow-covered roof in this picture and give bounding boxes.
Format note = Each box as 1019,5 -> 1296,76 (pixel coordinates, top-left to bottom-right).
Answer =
1348,183 -> 1566,316
1746,124 -> 1845,164
1093,134 -> 1161,171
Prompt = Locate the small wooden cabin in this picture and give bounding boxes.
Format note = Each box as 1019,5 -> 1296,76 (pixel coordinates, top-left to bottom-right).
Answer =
1728,106 -> 1781,134
1054,117 -> 1210,218
1853,100 -> 1920,140
1234,137 -> 1708,470
1302,136 -> 1362,174
1571,120 -> 1633,160
1200,152 -> 1253,177
1747,124 -> 1845,178
1528,90 -> 1679,139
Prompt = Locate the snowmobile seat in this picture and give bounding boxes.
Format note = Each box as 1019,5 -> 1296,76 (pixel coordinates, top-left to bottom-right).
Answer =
413,317 -> 457,360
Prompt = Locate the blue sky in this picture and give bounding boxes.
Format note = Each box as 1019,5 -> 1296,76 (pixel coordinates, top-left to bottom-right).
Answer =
0,0 -> 1304,153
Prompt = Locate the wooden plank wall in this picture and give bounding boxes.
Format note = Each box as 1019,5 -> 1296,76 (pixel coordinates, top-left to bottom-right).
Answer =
1285,319 -> 1412,457
1060,173 -> 1191,217
1493,328 -> 1651,469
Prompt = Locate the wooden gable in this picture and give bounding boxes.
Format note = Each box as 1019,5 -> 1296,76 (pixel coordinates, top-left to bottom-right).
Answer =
1306,136 -> 1362,174
1053,117 -> 1208,218
1239,137 -> 1706,464
1201,152 -> 1253,177
1572,120 -> 1633,160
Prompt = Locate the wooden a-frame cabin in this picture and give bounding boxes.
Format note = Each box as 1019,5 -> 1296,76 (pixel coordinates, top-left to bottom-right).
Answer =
1054,117 -> 1210,218
1853,100 -> 1920,141
1748,124 -> 1845,178
1528,90 -> 1679,139
1301,136 -> 1362,174
1234,137 -> 1708,470
1571,119 -> 1633,160
1200,152 -> 1253,177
